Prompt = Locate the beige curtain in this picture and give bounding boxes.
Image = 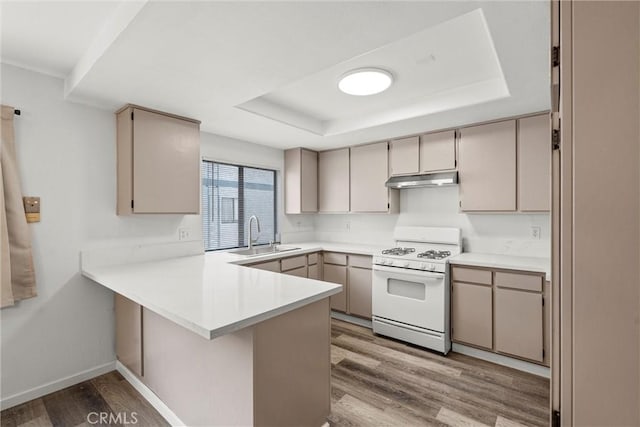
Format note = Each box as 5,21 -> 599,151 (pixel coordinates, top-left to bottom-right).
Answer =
1,105 -> 36,308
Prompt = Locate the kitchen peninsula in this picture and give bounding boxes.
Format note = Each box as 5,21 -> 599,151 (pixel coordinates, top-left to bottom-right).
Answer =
82,247 -> 342,426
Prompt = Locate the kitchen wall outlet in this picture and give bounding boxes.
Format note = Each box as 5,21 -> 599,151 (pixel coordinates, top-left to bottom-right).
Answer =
530,226 -> 541,240
178,227 -> 191,241
346,221 -> 351,231
23,196 -> 40,223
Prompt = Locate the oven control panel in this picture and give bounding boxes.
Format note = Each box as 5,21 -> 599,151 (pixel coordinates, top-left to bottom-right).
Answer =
373,257 -> 445,273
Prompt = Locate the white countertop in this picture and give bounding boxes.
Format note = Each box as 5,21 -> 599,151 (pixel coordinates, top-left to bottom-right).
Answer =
82,242 -> 381,340
449,252 -> 551,280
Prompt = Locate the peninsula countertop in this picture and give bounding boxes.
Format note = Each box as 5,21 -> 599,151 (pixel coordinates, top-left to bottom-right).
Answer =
81,241 -> 385,340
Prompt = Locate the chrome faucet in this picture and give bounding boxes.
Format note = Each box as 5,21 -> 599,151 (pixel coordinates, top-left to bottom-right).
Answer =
247,215 -> 261,249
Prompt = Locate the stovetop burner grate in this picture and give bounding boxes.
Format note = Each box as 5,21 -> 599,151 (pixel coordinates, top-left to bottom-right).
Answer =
416,250 -> 452,260
381,247 -> 416,256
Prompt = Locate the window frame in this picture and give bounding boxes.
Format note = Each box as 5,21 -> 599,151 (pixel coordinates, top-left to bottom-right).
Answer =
201,159 -> 278,252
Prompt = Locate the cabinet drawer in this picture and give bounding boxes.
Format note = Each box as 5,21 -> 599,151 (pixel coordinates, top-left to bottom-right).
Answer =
494,271 -> 543,292
307,253 -> 319,265
281,255 -> 307,271
451,266 -> 492,285
324,252 -> 347,266
308,263 -> 320,280
251,260 -> 280,272
282,266 -> 307,278
348,254 -> 372,269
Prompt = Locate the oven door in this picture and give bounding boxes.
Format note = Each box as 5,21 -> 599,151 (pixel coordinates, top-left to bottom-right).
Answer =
372,265 -> 446,332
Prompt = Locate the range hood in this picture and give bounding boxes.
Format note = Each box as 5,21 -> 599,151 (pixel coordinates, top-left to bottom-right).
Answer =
385,172 -> 458,189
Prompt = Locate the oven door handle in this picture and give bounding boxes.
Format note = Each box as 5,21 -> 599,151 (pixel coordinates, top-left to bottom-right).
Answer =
372,264 -> 444,279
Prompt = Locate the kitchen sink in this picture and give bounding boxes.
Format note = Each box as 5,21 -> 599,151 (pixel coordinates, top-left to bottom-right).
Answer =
229,245 -> 301,257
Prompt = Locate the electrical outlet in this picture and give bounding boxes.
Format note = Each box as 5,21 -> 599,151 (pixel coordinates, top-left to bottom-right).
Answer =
346,221 -> 351,231
178,227 -> 191,241
531,226 -> 541,240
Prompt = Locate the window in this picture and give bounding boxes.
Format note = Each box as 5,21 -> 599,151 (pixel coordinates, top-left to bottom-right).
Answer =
201,160 -> 277,251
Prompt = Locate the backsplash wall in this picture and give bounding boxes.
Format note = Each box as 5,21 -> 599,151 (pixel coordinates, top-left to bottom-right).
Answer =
313,186 -> 550,258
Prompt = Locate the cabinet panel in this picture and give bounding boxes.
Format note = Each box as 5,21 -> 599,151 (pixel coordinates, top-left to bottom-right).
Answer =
323,264 -> 347,312
518,114 -> 551,211
115,294 -> 143,377
348,267 -> 372,319
131,108 -> 200,214
348,254 -> 372,269
494,271 -> 543,292
308,263 -> 321,280
350,142 -> 391,212
285,148 -> 318,214
324,252 -> 347,266
451,282 -> 493,349
390,136 -> 419,176
307,253 -> 319,265
495,287 -> 543,362
281,255 -> 306,271
250,260 -> 280,272
420,130 -> 456,172
282,266 -> 307,278
318,148 -> 350,212
451,266 -> 492,285
459,120 -> 516,211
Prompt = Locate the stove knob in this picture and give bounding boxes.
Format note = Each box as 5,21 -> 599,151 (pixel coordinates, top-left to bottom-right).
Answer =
420,263 -> 427,270
403,262 -> 410,268
428,264 -> 436,271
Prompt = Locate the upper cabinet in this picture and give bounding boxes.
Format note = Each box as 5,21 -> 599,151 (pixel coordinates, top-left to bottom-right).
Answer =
458,120 -> 517,212
389,136 -> 419,176
420,130 -> 456,173
116,105 -> 200,215
518,114 -> 551,211
318,148 -> 350,213
284,148 -> 318,214
350,142 -> 398,213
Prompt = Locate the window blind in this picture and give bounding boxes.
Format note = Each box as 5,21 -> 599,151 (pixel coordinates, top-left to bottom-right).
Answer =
201,160 -> 276,251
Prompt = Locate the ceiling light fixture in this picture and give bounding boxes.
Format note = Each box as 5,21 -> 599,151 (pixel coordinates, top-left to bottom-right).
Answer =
338,68 -> 393,96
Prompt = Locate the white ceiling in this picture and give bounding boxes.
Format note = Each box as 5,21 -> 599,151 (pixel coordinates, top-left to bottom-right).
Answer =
0,1 -> 550,150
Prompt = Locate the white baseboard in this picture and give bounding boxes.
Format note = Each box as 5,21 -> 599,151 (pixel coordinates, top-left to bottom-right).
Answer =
0,361 -> 116,411
116,361 -> 184,427
452,343 -> 550,378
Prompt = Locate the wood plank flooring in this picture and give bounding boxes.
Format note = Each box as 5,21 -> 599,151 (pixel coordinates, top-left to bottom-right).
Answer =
0,371 -> 169,427
329,319 -> 549,427
2,319 -> 549,427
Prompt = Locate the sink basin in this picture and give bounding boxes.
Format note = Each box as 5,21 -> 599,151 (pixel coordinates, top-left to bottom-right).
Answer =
229,245 -> 301,257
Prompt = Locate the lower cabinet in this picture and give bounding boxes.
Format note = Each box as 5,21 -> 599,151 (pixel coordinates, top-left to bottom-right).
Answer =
347,266 -> 372,319
451,282 -> 492,349
308,263 -> 320,280
451,265 -> 547,366
323,263 -> 348,312
250,259 -> 280,272
494,287 -> 543,362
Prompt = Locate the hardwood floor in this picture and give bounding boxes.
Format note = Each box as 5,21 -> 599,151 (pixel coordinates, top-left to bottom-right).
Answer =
330,319 -> 550,427
0,371 -> 169,427
1,319 -> 549,427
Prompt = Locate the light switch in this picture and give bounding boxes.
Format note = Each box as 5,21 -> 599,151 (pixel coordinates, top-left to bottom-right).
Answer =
23,197 -> 40,223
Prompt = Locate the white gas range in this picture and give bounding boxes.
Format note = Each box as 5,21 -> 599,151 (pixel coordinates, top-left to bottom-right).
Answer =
372,226 -> 461,355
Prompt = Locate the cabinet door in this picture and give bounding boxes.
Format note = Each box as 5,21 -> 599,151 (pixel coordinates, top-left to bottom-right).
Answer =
459,120 -> 516,211
518,115 -> 550,211
251,260 -> 280,272
132,108 -> 200,214
495,287 -> 543,362
318,149 -> 350,212
420,130 -> 456,172
115,294 -> 143,377
389,136 -> 419,176
285,148 -> 318,214
282,266 -> 307,278
347,267 -> 372,319
323,264 -> 347,312
451,282 -> 492,349
308,263 -> 320,280
350,142 -> 390,212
